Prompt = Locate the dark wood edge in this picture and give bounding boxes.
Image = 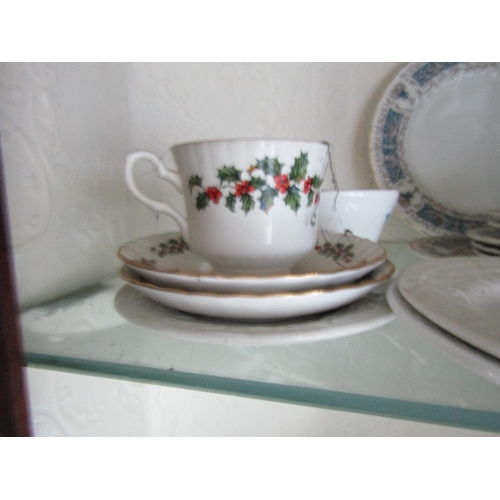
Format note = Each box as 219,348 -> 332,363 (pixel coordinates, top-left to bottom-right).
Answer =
0,137 -> 31,436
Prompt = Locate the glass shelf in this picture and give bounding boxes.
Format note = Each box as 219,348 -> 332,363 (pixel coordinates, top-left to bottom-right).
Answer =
20,243 -> 500,433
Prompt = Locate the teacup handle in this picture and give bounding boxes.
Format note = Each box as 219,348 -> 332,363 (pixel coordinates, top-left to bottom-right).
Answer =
125,151 -> 189,240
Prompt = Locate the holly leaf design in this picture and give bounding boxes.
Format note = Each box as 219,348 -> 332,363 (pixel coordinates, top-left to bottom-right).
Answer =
248,176 -> 267,190
196,192 -> 209,210
289,152 -> 309,182
241,193 -> 255,214
307,190 -> 315,207
307,175 -> 323,206
316,242 -> 355,263
218,165 -> 241,184
259,186 -> 278,213
152,238 -> 190,256
284,185 -> 301,213
256,156 -> 284,176
311,174 -> 322,188
188,175 -> 203,193
225,192 -> 236,212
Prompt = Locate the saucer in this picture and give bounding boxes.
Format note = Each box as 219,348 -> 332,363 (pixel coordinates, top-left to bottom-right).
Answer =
467,227 -> 500,247
488,211 -> 500,228
471,241 -> 500,256
120,261 -> 395,321
114,282 -> 395,346
118,231 -> 387,294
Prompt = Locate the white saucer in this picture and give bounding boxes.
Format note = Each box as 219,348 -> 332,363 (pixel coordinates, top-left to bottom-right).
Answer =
471,241 -> 500,257
467,227 -> 500,247
118,230 -> 387,293
397,257 -> 500,360
386,281 -> 500,385
120,260 -> 395,321
488,211 -> 500,228
114,281 -> 395,346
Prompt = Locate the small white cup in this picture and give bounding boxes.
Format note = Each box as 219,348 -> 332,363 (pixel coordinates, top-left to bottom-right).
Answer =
125,139 -> 330,274
318,189 -> 399,242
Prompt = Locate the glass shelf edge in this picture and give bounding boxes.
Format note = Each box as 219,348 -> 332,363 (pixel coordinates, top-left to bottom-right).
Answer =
25,352 -> 500,434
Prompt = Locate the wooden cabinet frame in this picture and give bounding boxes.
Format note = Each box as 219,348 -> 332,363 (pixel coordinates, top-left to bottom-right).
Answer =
0,141 -> 31,436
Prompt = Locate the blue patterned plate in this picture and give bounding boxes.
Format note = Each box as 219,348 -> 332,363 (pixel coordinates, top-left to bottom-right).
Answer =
370,62 -> 500,236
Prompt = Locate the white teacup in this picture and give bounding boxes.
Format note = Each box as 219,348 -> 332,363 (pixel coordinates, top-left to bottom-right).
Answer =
318,189 -> 399,242
125,139 -> 330,274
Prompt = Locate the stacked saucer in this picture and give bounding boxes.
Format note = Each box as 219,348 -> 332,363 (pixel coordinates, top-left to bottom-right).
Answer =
467,226 -> 500,257
117,230 -> 394,321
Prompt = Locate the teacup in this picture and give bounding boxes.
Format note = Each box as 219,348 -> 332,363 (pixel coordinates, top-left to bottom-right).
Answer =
318,189 -> 399,242
125,139 -> 331,274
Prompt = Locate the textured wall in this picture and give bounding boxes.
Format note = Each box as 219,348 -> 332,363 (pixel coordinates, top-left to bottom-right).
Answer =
0,63 -> 158,308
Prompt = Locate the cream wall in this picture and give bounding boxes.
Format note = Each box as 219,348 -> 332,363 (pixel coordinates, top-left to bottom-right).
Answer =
1,62 -> 451,437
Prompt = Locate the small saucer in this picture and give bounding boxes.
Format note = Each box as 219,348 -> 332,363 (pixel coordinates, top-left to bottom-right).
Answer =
467,227 -> 500,247
487,210 -> 500,228
120,261 -> 395,321
118,230 -> 387,294
471,240 -> 500,256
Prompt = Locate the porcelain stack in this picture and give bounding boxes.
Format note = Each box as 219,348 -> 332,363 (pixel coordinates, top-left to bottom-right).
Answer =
117,138 -> 395,329
117,230 -> 394,322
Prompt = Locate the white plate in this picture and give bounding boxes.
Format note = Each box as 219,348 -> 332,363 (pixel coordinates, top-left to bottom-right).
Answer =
386,281 -> 500,385
397,257 -> 500,360
115,282 -> 395,346
118,231 -> 387,293
120,261 -> 395,321
371,62 -> 500,236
